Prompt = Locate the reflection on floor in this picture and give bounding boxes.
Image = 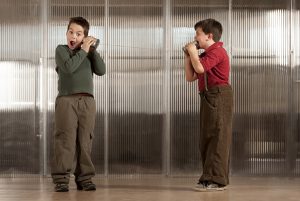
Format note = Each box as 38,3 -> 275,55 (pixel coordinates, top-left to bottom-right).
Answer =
0,176 -> 299,201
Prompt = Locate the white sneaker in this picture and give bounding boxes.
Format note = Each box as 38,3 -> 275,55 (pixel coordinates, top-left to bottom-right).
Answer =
206,183 -> 226,191
193,183 -> 207,192
193,182 -> 226,192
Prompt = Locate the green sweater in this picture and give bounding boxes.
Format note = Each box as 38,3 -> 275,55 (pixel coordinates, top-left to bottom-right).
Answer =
55,45 -> 106,97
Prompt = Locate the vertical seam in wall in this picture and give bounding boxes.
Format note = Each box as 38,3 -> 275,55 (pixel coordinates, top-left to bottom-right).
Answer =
104,0 -> 109,177
163,0 -> 171,176
229,0 -> 232,84
41,0 -> 48,177
228,0 -> 232,175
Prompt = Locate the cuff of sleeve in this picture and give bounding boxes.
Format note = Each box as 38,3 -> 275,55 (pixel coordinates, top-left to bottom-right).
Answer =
79,49 -> 88,57
88,50 -> 101,58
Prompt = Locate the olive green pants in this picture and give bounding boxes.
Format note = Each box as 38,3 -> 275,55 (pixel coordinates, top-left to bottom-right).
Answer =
199,85 -> 233,186
51,95 -> 96,184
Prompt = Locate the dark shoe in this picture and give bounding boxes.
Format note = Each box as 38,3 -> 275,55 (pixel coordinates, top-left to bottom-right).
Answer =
55,183 -> 69,192
76,181 -> 96,191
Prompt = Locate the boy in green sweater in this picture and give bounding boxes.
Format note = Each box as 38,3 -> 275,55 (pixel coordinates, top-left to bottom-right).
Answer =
51,16 -> 105,192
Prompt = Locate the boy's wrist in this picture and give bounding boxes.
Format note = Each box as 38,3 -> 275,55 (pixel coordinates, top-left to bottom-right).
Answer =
89,46 -> 96,52
80,49 -> 89,55
82,47 -> 89,53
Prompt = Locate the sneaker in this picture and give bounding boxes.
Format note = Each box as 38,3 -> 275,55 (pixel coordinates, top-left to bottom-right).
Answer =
193,182 -> 207,191
206,182 -> 226,191
193,181 -> 226,192
76,181 -> 96,191
55,183 -> 69,192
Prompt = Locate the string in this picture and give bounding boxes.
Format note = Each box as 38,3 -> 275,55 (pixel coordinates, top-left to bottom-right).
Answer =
96,43 -> 161,50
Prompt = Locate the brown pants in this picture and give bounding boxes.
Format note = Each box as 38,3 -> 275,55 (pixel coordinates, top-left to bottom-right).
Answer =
199,85 -> 233,186
51,95 -> 96,184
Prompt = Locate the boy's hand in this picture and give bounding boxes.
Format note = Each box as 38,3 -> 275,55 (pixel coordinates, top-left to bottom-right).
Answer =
184,52 -> 190,59
81,36 -> 97,53
185,42 -> 198,55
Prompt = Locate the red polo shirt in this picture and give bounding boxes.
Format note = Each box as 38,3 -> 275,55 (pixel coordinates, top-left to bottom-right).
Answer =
197,42 -> 230,92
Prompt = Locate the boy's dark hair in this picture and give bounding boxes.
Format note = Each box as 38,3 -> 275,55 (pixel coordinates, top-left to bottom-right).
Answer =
67,16 -> 90,37
194,19 -> 223,42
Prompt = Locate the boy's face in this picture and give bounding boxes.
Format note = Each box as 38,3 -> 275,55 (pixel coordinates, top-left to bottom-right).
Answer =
194,27 -> 212,49
66,23 -> 85,50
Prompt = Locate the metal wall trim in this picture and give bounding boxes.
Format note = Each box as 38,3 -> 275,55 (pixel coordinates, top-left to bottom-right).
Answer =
41,0 -> 49,176
163,0 -> 171,176
104,0 -> 109,177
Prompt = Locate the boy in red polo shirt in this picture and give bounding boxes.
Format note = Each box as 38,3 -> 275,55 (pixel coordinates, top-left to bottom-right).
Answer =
184,19 -> 233,191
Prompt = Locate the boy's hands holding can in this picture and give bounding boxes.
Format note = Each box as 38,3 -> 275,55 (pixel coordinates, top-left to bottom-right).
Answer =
183,41 -> 200,55
81,36 -> 97,53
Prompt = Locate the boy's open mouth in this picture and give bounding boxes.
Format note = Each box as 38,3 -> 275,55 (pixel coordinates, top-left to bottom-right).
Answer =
70,41 -> 75,46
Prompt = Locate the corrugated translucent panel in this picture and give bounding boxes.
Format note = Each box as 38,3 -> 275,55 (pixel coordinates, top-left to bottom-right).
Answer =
233,0 -> 290,9
47,0 -> 106,174
231,1 -> 291,175
90,4 -> 106,176
0,1 -> 41,175
170,0 -> 229,175
1,0 -> 299,178
108,0 -> 163,176
294,2 -> 300,176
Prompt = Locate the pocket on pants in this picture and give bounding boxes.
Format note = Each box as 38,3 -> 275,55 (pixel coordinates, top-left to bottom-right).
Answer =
87,132 -> 94,153
202,93 -> 220,136
90,132 -> 94,140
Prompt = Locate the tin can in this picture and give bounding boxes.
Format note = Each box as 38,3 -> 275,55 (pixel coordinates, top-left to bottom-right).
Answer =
182,41 -> 200,54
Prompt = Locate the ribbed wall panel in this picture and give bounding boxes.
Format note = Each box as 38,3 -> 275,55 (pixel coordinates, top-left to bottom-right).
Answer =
231,1 -> 292,175
0,0 -> 299,177
89,3 -> 106,175
294,1 -> 300,175
0,1 -> 41,176
170,0 -> 229,175
108,0 -> 163,176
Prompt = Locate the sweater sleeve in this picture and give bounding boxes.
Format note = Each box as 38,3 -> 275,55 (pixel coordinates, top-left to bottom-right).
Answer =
55,45 -> 88,74
88,50 -> 106,76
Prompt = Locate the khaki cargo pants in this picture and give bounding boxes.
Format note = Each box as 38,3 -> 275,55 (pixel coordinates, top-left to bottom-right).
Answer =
51,95 -> 96,184
199,85 -> 233,186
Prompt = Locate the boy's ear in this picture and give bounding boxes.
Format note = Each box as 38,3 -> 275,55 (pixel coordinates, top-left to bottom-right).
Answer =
208,33 -> 213,40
